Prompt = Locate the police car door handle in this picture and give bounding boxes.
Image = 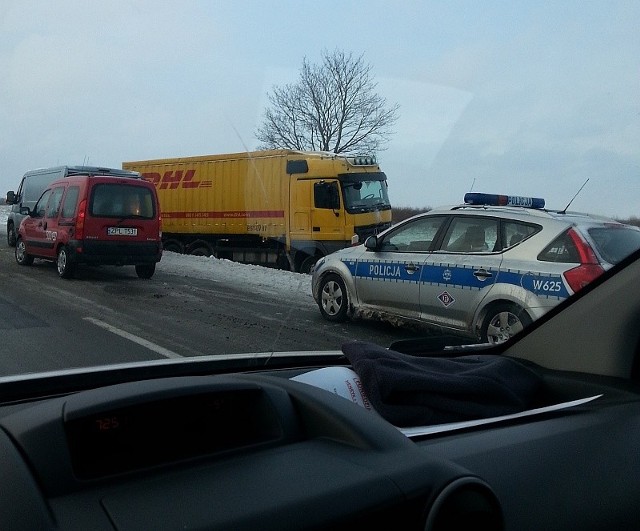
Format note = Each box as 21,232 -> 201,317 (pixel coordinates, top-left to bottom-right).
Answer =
473,268 -> 492,280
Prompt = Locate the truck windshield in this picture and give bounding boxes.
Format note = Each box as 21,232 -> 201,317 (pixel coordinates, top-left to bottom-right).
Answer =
341,176 -> 391,214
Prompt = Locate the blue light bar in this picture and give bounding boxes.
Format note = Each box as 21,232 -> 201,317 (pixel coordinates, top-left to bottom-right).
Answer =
464,193 -> 545,209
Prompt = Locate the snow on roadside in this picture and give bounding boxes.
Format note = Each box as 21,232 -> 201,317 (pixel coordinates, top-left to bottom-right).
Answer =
0,204 -> 313,302
158,251 -> 313,302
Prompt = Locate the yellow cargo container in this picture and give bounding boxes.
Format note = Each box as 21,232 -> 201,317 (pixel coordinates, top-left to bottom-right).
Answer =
123,150 -> 392,272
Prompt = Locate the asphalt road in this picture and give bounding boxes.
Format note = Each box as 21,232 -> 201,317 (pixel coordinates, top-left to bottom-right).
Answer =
0,241 -> 420,377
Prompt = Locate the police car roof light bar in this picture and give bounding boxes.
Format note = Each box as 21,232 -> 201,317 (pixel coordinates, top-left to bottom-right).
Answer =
464,193 -> 545,209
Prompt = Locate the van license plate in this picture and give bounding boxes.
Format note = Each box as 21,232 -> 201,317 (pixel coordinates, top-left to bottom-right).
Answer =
108,227 -> 138,236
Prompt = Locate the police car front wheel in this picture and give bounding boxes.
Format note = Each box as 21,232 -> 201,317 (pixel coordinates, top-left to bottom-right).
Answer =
318,273 -> 349,322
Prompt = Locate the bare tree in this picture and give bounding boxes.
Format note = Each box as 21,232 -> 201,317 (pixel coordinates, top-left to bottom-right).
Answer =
256,50 -> 399,154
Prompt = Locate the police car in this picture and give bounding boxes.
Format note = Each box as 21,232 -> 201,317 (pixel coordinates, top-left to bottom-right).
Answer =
311,193 -> 640,344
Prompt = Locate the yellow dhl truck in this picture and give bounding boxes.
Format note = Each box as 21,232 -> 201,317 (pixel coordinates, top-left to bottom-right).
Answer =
122,150 -> 392,272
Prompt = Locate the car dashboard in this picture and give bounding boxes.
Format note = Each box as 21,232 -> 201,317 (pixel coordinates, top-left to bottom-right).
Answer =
2,360 -> 640,531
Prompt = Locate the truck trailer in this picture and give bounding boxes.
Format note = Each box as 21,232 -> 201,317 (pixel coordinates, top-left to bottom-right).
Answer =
122,150 -> 392,272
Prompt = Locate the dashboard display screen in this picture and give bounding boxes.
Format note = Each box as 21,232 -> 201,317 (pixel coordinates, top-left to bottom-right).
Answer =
65,389 -> 282,479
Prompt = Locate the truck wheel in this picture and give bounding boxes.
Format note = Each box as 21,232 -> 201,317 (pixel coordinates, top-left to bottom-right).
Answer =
7,223 -> 16,247
188,245 -> 213,257
276,254 -> 291,271
56,246 -> 75,279
481,302 -> 532,344
135,264 -> 155,279
15,237 -> 34,266
318,273 -> 349,322
162,239 -> 184,254
299,255 -> 318,274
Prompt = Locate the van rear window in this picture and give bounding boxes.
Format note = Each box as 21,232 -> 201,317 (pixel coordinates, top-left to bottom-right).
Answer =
90,184 -> 155,219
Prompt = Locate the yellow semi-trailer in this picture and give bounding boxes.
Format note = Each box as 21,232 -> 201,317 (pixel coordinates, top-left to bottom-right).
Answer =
123,150 -> 392,272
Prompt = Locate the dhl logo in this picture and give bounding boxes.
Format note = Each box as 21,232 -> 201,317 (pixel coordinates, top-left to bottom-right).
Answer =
142,170 -> 212,189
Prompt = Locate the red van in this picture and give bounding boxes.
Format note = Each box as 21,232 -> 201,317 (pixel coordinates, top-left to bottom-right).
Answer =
15,167 -> 162,279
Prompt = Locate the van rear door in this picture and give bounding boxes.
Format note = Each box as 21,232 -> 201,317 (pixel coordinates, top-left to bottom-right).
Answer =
86,181 -> 159,242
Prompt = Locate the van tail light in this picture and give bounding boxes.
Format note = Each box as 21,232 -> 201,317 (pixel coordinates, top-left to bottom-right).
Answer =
562,228 -> 604,293
75,199 -> 87,241
158,214 -> 162,239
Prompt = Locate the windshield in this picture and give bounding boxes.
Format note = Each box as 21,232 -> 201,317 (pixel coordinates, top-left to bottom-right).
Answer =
18,173 -> 62,209
342,178 -> 391,213
588,226 -> 640,265
91,184 -> 156,219
0,2 -> 639,379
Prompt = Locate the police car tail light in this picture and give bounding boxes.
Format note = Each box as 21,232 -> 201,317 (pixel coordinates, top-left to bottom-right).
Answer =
75,199 -> 87,241
563,264 -> 604,293
562,228 -> 604,292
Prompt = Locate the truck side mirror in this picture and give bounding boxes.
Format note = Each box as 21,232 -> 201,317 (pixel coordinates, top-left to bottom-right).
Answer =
6,191 -> 16,204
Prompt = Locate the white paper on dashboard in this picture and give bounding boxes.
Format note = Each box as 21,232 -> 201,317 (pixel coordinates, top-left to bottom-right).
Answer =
398,394 -> 603,438
291,366 -> 373,410
290,368 -> 602,438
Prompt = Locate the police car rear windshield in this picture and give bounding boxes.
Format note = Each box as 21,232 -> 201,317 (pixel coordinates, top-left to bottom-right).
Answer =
588,226 -> 640,265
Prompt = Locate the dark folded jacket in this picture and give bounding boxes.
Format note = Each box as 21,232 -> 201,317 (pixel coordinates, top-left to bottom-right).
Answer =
342,340 -> 542,427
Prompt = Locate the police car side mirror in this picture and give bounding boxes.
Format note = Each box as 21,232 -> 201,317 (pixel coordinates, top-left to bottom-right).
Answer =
364,235 -> 379,250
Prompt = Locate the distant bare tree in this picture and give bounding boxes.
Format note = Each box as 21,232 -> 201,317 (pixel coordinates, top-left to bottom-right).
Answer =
256,49 -> 399,155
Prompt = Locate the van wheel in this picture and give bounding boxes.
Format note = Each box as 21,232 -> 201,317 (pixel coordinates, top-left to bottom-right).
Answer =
318,273 -> 349,322
15,238 -> 34,266
7,223 -> 16,247
57,246 -> 75,279
135,264 -> 155,279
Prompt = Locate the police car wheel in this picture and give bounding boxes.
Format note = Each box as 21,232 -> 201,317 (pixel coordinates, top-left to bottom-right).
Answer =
57,246 -> 75,279
15,238 -> 34,266
481,303 -> 532,344
318,273 -> 349,322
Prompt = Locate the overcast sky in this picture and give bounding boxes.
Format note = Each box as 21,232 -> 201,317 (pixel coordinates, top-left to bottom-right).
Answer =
1,1 -> 638,218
